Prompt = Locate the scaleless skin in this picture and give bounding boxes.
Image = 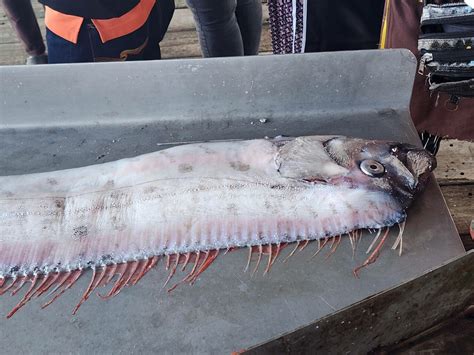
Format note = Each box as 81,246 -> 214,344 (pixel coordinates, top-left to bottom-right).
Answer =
0,136 -> 436,317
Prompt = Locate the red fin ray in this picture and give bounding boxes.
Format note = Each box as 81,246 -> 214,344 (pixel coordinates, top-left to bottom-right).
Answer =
2,229 -> 395,318
7,273 -> 40,318
42,270 -> 83,309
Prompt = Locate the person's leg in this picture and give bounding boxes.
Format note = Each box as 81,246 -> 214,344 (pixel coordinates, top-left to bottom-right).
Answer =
2,0 -> 47,61
185,0 -> 244,57
143,0 -> 175,60
235,0 -> 262,55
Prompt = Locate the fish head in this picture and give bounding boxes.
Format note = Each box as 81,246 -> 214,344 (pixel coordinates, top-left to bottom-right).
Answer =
323,137 -> 437,208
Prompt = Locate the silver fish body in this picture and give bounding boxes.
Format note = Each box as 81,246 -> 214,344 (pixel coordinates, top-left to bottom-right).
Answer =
0,135 -> 435,316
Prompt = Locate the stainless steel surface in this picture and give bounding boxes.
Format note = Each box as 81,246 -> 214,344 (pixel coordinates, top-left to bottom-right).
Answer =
0,50 -> 465,354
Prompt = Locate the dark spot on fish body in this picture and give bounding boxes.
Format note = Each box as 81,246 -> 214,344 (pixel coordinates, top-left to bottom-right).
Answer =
73,226 -> 88,241
55,200 -> 64,209
344,201 -> 354,211
184,221 -> 193,233
230,161 -> 250,172
227,184 -> 245,190
227,203 -> 238,214
9,266 -> 20,273
144,186 -> 157,194
270,184 -> 285,190
101,254 -> 114,263
114,223 -> 127,232
47,178 -> 58,186
201,146 -> 217,155
328,203 -> 338,216
178,163 -> 194,173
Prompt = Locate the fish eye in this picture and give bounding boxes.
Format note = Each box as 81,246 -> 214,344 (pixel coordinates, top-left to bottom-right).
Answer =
360,160 -> 385,177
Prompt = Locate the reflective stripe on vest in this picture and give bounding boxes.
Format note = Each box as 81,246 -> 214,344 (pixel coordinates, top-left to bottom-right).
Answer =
45,0 -> 155,44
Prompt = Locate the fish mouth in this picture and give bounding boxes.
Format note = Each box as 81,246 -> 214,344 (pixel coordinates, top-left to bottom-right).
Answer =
383,143 -> 437,211
391,143 -> 437,192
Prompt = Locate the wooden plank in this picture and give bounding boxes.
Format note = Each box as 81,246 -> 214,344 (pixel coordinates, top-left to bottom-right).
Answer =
435,139 -> 474,244
31,1 -> 45,17
160,30 -> 201,58
435,139 -> 474,184
439,183 -> 474,237
0,42 -> 28,65
175,0 -> 187,8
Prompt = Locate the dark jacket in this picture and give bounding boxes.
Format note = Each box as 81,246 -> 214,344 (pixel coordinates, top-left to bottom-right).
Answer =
305,0 -> 385,52
38,0 -> 140,19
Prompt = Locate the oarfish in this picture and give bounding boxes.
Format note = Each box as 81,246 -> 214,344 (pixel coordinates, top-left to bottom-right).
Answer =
0,135 -> 435,318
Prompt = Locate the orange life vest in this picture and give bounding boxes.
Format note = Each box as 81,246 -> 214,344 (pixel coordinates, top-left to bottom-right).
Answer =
45,0 -> 156,44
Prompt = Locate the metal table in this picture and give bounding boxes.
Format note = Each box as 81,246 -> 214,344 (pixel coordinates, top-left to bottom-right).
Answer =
0,50 -> 467,354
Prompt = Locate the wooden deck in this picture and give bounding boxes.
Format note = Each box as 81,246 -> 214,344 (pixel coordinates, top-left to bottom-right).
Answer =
1,2 -> 472,247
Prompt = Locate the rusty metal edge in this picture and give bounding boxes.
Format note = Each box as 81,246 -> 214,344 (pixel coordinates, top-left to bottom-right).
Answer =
244,250 -> 473,354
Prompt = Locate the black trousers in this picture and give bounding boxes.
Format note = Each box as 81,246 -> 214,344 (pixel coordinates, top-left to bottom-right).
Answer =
186,0 -> 262,57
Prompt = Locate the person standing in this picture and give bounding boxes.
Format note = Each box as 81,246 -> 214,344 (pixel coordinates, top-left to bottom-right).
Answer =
185,0 -> 262,57
2,0 -> 48,64
267,0 -> 385,54
40,0 -> 175,63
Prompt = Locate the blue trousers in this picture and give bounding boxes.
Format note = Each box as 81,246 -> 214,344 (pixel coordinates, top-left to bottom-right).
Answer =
186,0 -> 262,57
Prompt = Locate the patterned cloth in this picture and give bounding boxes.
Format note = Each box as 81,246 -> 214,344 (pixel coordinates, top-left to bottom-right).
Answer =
268,0 -> 306,54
